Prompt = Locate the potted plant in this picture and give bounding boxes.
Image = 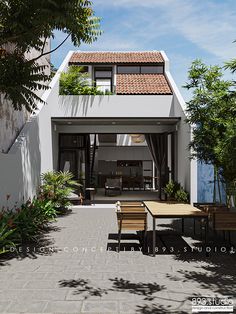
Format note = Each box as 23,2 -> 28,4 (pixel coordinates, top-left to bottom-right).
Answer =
175,187 -> 189,203
164,180 -> 180,201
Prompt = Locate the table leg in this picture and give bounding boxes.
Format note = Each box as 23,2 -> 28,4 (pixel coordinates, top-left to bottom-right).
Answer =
153,217 -> 156,257
193,219 -> 196,235
182,218 -> 184,234
205,217 -> 208,245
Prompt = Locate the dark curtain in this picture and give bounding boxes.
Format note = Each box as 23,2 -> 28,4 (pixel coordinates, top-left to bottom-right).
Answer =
84,134 -> 91,199
145,133 -> 168,200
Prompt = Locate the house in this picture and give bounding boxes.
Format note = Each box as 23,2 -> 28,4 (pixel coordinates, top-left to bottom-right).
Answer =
0,50 -> 197,206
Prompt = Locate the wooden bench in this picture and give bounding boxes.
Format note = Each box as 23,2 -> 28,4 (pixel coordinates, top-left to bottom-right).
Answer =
116,210 -> 147,252
213,212 -> 236,243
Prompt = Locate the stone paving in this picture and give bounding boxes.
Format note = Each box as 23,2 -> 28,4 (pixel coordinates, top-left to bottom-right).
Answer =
0,204 -> 235,314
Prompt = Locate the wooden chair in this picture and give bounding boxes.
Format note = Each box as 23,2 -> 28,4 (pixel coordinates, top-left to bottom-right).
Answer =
193,204 -> 228,236
120,201 -> 144,207
116,210 -> 147,252
213,212 -> 236,243
200,204 -> 228,219
120,206 -> 145,212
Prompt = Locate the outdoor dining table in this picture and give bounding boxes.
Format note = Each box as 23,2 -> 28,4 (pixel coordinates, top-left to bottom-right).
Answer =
143,201 -> 209,256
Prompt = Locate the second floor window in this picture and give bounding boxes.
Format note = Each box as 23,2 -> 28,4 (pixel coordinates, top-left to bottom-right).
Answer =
94,67 -> 112,93
117,65 -> 164,74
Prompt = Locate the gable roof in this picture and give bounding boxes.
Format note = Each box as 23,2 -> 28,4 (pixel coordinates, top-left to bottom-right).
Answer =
69,51 -> 164,64
116,74 -> 172,95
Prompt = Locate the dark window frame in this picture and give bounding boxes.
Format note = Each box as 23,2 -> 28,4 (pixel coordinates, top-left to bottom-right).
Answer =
94,66 -> 113,92
117,64 -> 164,74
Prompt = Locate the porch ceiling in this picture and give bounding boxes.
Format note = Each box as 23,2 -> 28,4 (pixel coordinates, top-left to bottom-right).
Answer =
52,118 -> 180,134
52,117 -> 180,126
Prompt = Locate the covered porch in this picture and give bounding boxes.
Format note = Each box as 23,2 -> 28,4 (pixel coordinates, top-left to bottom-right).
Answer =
51,117 -> 190,202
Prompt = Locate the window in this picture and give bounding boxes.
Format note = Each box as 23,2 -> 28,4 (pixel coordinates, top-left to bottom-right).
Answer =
117,65 -> 164,74
141,66 -> 163,74
117,66 -> 140,74
94,67 -> 112,78
94,67 -> 112,92
77,65 -> 89,73
96,79 -> 112,93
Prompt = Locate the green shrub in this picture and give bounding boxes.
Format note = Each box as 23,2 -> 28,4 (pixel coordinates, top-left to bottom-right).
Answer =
32,197 -> 57,222
0,212 -> 19,255
164,180 -> 180,199
164,180 -> 189,203
175,187 -> 189,203
14,201 -> 43,242
59,66 -> 113,96
40,171 -> 80,209
0,172 -> 80,254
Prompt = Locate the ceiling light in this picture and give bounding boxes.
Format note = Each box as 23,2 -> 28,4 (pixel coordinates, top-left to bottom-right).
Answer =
130,134 -> 145,143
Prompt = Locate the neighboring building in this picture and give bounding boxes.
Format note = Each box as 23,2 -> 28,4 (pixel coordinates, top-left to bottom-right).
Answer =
0,50 -> 197,207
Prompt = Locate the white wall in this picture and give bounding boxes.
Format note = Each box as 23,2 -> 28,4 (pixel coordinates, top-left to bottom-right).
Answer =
162,50 -> 197,202
0,116 -> 41,207
56,94 -> 173,118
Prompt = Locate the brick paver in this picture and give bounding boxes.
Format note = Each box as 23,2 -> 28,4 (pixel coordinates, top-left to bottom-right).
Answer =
0,205 -> 235,313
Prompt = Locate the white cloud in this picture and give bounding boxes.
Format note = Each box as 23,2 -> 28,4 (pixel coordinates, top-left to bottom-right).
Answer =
94,0 -> 236,59
165,0 -> 236,59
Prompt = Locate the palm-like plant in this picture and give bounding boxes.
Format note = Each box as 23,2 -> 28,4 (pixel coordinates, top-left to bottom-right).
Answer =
40,171 -> 81,209
0,214 -> 19,255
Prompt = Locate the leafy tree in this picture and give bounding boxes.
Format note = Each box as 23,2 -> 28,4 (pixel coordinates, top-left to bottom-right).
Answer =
60,65 -> 113,95
0,0 -> 101,112
184,59 -> 236,205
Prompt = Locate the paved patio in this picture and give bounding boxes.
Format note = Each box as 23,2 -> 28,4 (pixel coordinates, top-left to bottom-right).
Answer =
0,205 -> 235,313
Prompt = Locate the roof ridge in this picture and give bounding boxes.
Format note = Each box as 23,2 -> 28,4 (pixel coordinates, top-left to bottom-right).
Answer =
72,50 -> 161,53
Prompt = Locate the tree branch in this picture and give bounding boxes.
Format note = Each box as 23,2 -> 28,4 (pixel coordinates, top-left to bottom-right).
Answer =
29,33 -> 71,63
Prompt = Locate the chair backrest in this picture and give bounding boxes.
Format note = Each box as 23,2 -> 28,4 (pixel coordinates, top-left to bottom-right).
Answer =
117,212 -> 147,231
106,178 -> 122,187
213,212 -> 236,231
120,201 -> 144,207
194,203 -> 226,209
120,206 -> 145,212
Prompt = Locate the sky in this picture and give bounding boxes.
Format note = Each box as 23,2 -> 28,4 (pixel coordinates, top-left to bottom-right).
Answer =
51,0 -> 236,100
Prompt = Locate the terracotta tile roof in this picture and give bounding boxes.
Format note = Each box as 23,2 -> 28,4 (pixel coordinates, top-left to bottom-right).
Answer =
116,74 -> 172,95
69,51 -> 164,64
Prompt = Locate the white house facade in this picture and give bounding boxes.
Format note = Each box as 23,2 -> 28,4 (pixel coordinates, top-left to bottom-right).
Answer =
0,50 -> 198,207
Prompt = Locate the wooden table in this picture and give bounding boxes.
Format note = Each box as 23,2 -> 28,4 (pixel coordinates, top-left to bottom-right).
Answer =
143,201 -> 209,256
